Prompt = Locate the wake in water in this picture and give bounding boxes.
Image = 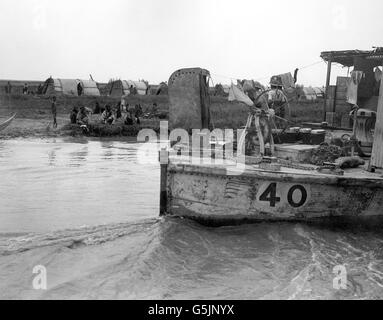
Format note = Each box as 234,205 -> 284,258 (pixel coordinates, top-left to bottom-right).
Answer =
1,139 -> 383,300
1,217 -> 383,300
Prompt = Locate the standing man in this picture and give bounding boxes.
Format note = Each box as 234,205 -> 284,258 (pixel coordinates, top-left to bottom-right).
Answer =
268,76 -> 288,128
23,83 -> 29,94
51,96 -> 58,128
6,81 -> 12,95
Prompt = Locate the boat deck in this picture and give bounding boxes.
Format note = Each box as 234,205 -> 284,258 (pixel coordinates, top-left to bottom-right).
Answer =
167,155 -> 383,186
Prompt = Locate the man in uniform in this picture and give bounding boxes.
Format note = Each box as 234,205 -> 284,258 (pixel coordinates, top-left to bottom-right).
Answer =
268,75 -> 288,128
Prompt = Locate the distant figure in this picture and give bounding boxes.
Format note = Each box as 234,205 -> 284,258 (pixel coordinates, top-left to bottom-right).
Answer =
130,85 -> 137,95
70,107 -> 79,124
124,112 -> 133,125
51,96 -> 58,128
37,84 -> 43,95
121,98 -> 126,112
151,103 -> 158,117
116,102 -> 122,119
134,104 -> 143,124
135,104 -> 143,117
77,83 -> 83,96
94,101 -> 101,114
102,105 -> 115,125
23,83 -> 28,95
127,103 -> 135,115
5,81 -> 12,94
77,106 -> 90,125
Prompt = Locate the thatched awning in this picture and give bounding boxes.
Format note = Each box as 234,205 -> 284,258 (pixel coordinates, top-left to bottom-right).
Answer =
320,48 -> 383,67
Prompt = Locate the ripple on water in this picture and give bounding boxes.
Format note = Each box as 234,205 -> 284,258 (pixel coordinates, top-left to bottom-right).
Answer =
1,139 -> 383,299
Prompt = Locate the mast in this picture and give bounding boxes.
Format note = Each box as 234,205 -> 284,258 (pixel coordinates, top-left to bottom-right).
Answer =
323,57 -> 332,122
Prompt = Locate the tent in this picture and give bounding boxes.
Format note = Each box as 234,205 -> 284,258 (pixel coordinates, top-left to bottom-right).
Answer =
155,82 -> 168,95
108,80 -> 131,97
108,80 -> 148,96
42,77 -> 100,96
126,80 -> 148,95
148,82 -> 168,95
80,80 -> 100,96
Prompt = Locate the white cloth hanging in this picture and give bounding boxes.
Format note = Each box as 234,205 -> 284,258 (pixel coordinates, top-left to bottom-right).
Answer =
346,71 -> 364,105
375,67 -> 382,82
228,83 -> 254,106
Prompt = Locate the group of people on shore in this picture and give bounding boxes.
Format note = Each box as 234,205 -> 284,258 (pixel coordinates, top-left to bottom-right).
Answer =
50,96 -> 160,130
68,100 -> 156,127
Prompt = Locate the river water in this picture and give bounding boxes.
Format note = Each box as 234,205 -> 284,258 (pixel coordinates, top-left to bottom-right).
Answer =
0,138 -> 383,299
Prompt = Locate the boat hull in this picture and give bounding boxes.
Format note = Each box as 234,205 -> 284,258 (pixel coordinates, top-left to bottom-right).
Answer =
165,163 -> 383,224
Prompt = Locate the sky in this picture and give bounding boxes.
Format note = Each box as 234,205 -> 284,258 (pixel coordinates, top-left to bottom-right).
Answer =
0,0 -> 382,86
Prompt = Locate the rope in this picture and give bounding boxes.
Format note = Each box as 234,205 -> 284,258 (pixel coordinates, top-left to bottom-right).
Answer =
210,60 -> 325,84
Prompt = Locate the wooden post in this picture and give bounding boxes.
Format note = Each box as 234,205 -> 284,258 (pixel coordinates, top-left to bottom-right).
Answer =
371,72 -> 383,169
333,84 -> 337,113
324,58 -> 332,121
159,149 -> 168,216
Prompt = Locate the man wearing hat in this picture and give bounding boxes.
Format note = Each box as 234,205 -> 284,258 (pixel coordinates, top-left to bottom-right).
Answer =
268,75 -> 288,127
241,80 -> 275,156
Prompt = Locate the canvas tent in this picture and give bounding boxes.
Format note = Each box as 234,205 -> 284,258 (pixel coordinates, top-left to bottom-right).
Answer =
108,80 -> 148,96
108,80 -> 131,97
155,82 -> 168,95
148,82 -> 168,95
80,80 -> 100,96
126,80 -> 148,95
42,78 -> 100,96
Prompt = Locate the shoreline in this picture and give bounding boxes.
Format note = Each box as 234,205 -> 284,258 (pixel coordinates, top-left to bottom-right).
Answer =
0,117 -> 160,140
0,94 -> 326,141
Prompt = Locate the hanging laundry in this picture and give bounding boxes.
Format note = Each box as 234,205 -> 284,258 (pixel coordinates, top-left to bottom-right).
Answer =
375,67 -> 382,82
228,83 -> 254,106
346,70 -> 364,105
279,72 -> 296,89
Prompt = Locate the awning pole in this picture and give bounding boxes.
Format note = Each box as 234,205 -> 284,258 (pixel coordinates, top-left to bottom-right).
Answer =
324,58 -> 332,122
370,64 -> 383,169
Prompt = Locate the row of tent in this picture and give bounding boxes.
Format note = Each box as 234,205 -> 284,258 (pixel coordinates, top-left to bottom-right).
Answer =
42,78 -> 101,96
40,78 -> 168,97
4,76 -> 324,100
